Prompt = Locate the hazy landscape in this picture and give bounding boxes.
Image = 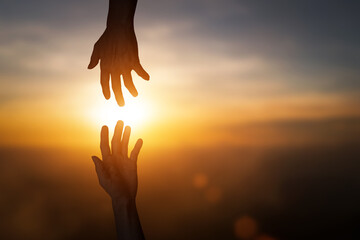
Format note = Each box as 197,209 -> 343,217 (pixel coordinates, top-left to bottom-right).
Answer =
1,117 -> 359,240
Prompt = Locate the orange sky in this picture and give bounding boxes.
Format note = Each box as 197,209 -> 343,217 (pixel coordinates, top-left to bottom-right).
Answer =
1,74 -> 359,149
1,0 -> 360,151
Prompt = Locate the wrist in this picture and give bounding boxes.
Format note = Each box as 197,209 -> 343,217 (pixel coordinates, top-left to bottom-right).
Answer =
106,23 -> 134,33
111,197 -> 144,240
112,197 -> 136,209
107,0 -> 136,28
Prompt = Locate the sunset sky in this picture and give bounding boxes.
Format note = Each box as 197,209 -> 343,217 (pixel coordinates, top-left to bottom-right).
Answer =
1,0 -> 359,149
1,1 -> 360,240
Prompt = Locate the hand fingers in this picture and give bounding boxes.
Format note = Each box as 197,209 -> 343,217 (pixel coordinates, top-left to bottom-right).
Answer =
130,138 -> 143,162
123,72 -> 138,97
111,72 -> 125,106
121,126 -> 131,158
100,126 -> 111,160
91,156 -> 108,185
134,63 -> 150,81
100,70 -> 111,99
111,120 -> 124,156
88,45 -> 100,69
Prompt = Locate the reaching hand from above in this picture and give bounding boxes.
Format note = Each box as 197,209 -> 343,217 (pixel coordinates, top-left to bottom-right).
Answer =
88,28 -> 149,106
92,121 -> 143,202
88,0 -> 149,106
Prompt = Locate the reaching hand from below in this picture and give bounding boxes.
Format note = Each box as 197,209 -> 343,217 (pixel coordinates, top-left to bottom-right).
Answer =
91,120 -> 143,202
91,120 -> 145,240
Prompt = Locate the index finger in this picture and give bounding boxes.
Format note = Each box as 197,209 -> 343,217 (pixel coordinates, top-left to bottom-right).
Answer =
123,72 -> 138,97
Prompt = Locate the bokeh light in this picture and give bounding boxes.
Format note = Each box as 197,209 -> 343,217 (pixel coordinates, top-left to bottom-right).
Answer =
234,216 -> 258,239
193,173 -> 208,189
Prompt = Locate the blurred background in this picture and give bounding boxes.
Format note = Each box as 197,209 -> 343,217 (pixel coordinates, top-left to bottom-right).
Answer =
1,0 -> 360,239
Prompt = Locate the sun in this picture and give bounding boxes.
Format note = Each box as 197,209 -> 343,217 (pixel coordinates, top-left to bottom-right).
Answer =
90,97 -> 152,130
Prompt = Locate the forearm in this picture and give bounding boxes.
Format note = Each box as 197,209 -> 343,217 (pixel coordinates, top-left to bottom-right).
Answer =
112,199 -> 145,240
107,0 -> 138,28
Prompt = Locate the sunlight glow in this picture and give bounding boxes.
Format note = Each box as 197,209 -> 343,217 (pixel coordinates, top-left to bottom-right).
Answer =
90,97 -> 152,130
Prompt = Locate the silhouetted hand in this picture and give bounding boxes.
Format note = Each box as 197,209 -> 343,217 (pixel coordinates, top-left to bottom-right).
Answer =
91,121 -> 143,202
88,0 -> 149,106
91,120 -> 145,240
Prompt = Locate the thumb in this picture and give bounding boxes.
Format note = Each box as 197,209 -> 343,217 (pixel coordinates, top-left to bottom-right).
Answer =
88,46 -> 100,69
91,156 -> 106,180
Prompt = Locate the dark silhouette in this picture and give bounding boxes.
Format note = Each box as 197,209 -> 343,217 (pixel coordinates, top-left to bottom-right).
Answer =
91,121 -> 144,240
88,0 -> 149,106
